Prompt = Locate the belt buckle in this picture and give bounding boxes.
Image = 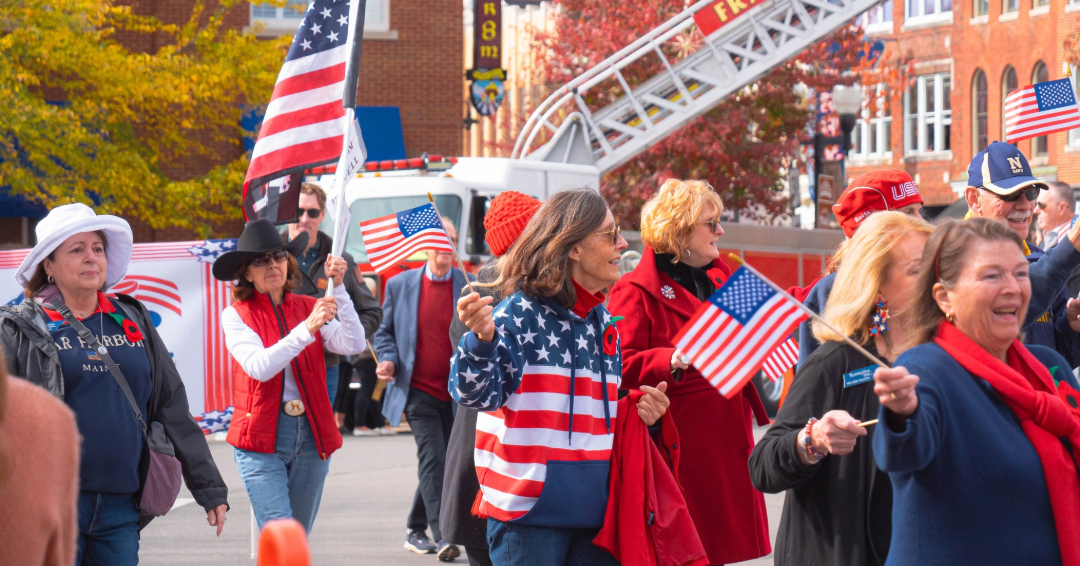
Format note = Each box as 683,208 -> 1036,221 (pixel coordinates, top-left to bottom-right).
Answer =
282,399 -> 306,416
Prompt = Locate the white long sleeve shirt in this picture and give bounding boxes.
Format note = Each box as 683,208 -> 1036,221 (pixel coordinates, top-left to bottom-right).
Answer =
222,284 -> 365,401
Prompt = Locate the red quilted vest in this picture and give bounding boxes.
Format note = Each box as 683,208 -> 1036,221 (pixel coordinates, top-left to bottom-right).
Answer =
225,291 -> 343,458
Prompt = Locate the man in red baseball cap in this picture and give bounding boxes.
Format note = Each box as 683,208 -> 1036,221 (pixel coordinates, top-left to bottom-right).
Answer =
796,170 -> 927,364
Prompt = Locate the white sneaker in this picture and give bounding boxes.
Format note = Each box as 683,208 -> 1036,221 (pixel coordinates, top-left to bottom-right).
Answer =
376,425 -> 398,436
352,427 -> 379,437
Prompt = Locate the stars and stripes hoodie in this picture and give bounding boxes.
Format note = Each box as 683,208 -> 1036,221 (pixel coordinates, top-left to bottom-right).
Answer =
450,290 -> 621,528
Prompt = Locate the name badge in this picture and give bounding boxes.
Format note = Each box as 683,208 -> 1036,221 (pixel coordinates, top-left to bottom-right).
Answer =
843,365 -> 876,388
317,277 -> 329,290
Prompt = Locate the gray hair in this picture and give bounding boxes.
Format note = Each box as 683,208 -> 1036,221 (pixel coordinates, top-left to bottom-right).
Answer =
1046,181 -> 1076,212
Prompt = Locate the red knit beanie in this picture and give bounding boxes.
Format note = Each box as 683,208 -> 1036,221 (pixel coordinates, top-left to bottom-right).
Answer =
484,191 -> 541,257
833,170 -> 923,237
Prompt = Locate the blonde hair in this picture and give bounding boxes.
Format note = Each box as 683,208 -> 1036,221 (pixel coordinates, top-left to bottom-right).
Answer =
640,179 -> 724,262
812,211 -> 932,346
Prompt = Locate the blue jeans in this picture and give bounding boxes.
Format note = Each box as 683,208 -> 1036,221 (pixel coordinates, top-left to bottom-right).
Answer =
326,364 -> 340,407
76,492 -> 140,566
487,519 -> 618,566
234,412 -> 330,532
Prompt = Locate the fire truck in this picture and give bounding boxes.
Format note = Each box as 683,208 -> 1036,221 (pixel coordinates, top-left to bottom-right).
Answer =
311,0 -> 870,412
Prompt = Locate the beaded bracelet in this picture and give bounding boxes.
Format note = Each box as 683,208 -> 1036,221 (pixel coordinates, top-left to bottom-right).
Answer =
802,417 -> 826,462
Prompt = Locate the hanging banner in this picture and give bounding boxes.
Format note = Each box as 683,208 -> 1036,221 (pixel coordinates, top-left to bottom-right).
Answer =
1,240 -> 238,431
468,0 -> 505,116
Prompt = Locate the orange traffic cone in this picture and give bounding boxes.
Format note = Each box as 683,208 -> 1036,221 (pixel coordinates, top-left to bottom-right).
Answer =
257,518 -> 310,566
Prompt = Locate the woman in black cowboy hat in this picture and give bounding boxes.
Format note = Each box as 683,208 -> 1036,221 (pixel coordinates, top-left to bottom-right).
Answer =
213,218 -> 365,533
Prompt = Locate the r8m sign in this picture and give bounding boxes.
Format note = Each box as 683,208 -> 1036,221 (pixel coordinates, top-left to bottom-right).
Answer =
693,0 -> 765,36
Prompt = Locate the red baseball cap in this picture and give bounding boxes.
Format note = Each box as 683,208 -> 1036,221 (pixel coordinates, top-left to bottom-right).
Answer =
832,170 -> 923,237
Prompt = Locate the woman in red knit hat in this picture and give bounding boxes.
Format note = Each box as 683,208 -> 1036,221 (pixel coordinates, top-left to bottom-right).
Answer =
441,191 -> 540,566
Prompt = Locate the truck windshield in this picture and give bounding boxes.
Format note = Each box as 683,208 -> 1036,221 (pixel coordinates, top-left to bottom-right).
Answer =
321,195 -> 463,264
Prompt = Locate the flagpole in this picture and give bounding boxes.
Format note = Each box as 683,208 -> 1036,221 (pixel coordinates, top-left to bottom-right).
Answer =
427,192 -> 478,295
728,254 -> 889,369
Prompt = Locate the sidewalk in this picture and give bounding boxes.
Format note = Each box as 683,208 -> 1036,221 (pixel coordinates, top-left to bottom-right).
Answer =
140,430 -> 781,565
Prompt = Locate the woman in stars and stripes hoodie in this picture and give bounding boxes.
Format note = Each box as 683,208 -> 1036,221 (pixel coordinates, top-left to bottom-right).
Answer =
451,189 -> 671,566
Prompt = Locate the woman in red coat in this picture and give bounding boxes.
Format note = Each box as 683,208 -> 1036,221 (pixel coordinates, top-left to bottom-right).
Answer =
609,179 -> 771,565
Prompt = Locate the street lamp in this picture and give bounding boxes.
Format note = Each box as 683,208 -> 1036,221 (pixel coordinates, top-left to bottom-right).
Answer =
805,85 -> 863,228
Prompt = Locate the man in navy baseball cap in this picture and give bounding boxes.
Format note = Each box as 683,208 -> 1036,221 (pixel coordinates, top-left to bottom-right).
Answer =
965,141 -> 1080,366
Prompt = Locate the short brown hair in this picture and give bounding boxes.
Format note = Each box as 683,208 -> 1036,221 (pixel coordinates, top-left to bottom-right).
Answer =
909,218 -> 1025,344
23,230 -> 109,299
230,254 -> 302,303
301,183 -> 326,211
639,179 -> 724,262
496,188 -> 611,309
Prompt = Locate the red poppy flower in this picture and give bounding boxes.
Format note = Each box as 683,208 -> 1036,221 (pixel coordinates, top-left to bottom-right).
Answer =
122,318 -> 144,343
602,324 -> 618,356
1058,381 -> 1080,424
707,268 -> 726,289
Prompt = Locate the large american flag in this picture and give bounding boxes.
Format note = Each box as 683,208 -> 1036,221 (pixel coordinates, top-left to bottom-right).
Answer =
243,0 -> 362,197
359,203 -> 454,274
1004,78 -> 1080,143
674,267 -> 809,398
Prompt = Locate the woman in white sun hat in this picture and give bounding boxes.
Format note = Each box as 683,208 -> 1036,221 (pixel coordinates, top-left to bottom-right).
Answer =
0,203 -> 229,566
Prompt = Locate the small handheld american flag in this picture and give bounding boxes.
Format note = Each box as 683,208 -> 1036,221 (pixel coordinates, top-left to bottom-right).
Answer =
763,337 -> 799,383
359,203 -> 454,275
1004,77 -> 1080,144
674,267 -> 809,398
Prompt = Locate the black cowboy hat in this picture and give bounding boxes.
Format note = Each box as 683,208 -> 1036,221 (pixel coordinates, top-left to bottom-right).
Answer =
211,218 -> 309,281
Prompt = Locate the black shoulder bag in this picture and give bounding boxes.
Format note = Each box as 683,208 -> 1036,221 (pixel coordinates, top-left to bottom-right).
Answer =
55,304 -> 182,516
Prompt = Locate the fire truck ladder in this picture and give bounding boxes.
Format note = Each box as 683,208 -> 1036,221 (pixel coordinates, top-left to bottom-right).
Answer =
512,0 -> 883,173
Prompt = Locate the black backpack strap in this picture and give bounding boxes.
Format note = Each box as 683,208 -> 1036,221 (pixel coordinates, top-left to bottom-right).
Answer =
55,303 -> 148,436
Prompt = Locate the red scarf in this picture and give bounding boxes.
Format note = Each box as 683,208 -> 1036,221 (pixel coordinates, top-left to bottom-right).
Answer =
934,321 -> 1080,566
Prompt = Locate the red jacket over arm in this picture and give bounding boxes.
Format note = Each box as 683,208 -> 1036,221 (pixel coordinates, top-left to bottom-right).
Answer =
607,247 -> 771,564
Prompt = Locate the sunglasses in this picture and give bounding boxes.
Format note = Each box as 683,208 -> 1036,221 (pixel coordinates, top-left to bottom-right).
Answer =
299,208 -> 323,219
700,217 -> 723,232
982,185 -> 1041,203
595,224 -> 622,245
250,250 -> 289,268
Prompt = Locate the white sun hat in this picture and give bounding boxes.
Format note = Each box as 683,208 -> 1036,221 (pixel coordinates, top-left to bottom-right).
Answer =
15,203 -> 134,290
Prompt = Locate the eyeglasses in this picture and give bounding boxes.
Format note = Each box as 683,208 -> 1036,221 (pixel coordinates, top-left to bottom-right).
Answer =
595,224 -> 622,245
700,217 -> 722,232
250,250 -> 289,268
299,208 -> 323,219
981,185 -> 1041,203
1036,201 -> 1049,210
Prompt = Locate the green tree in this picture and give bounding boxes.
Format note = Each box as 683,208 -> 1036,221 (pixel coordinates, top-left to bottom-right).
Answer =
0,0 -> 290,236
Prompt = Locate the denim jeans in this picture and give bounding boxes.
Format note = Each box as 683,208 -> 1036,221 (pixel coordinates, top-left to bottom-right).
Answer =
326,364 -> 340,408
76,492 -> 141,566
234,412 -> 330,532
487,519 -> 618,566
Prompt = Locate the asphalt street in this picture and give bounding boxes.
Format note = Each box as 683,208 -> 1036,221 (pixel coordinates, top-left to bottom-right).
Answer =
141,428 -> 783,566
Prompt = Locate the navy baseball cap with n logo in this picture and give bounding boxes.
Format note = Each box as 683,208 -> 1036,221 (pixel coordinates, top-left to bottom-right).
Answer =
967,141 -> 1049,195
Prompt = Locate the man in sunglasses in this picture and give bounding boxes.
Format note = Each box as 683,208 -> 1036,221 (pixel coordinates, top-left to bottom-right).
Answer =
965,141 -> 1080,367
284,183 -> 383,411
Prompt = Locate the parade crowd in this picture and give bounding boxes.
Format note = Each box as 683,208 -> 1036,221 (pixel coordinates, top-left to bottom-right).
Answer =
3,140 -> 1080,566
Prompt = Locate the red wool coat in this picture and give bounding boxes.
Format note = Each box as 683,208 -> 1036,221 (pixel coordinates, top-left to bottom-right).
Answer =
608,247 -> 772,565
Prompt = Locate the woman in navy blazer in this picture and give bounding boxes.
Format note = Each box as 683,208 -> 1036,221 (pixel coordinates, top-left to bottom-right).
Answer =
873,218 -> 1080,566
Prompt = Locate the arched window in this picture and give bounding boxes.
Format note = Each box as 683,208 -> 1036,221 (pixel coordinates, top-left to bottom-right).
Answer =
1002,66 -> 1018,144
973,69 -> 988,153
1032,61 -> 1049,157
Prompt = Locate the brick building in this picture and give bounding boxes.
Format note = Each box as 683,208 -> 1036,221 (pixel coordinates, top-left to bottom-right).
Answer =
845,0 -> 1080,209
1,0 -> 463,246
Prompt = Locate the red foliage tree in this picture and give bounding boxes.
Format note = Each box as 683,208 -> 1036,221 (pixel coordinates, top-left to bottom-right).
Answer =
529,0 -> 900,227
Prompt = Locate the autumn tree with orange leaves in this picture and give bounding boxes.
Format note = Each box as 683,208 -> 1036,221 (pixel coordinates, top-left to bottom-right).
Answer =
530,0 -> 902,227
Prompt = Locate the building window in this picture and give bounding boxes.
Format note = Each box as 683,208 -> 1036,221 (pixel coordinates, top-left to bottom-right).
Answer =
974,0 -> 989,16
973,69 -> 988,153
851,87 -> 893,159
251,0 -> 390,33
905,73 -> 952,154
1033,0 -> 1049,7
858,0 -> 894,30
907,0 -> 952,21
1001,66 -> 1018,143
1003,0 -> 1019,13
1032,62 -> 1049,156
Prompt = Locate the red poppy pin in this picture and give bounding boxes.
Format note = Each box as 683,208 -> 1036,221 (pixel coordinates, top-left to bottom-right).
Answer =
120,317 -> 144,343
707,268 -> 727,289
1057,380 -> 1080,424
602,316 -> 624,356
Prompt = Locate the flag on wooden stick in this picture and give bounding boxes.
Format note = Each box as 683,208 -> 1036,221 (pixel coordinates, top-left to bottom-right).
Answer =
358,203 -> 454,275
763,337 -> 799,383
1004,78 -> 1080,144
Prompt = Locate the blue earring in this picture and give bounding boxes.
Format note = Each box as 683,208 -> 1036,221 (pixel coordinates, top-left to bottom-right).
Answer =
870,299 -> 889,335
